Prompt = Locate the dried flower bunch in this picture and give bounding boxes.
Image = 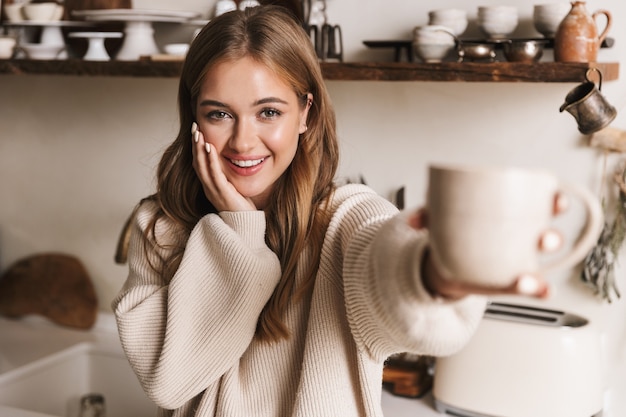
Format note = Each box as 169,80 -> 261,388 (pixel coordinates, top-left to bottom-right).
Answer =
581,164 -> 626,302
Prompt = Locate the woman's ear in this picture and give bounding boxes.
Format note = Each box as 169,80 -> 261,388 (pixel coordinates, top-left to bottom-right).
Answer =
299,93 -> 313,134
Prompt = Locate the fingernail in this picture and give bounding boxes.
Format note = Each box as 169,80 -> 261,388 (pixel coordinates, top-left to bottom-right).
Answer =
205,143 -> 211,154
554,193 -> 569,213
193,131 -> 199,143
191,122 -> 197,134
540,230 -> 562,252
517,275 -> 541,295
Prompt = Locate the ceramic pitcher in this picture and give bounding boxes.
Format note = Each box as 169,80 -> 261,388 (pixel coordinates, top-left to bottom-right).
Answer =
554,1 -> 611,62
559,68 -> 617,134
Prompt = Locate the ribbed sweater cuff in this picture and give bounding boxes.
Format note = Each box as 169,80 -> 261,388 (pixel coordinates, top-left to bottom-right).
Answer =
218,211 -> 268,248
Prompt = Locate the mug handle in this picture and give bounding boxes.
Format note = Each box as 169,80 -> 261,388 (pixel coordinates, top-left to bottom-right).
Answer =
593,9 -> 612,45
539,181 -> 603,274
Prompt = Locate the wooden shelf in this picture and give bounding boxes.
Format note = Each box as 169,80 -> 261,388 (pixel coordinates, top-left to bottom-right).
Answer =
0,59 -> 619,83
0,59 -> 184,77
321,61 -> 620,82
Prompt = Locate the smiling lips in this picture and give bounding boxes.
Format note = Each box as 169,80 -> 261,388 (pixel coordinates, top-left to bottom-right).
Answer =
228,157 -> 267,176
230,157 -> 265,168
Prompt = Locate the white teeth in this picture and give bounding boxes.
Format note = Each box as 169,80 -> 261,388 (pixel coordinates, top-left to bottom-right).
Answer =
230,158 -> 264,168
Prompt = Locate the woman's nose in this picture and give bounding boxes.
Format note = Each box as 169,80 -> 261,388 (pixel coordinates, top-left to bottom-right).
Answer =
228,118 -> 257,152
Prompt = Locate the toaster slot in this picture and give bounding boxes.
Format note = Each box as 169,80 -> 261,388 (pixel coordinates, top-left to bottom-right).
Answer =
484,302 -> 588,328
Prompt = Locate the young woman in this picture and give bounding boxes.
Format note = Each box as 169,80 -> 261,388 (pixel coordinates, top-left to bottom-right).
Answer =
112,6 -> 551,416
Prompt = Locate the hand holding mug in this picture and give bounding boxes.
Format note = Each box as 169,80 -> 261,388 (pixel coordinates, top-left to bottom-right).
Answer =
413,164 -> 603,299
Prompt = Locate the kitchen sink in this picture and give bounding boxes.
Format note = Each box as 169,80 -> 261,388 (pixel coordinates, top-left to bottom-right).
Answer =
0,341 -> 155,417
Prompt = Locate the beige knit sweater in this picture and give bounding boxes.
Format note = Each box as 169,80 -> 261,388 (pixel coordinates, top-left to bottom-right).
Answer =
112,184 -> 486,417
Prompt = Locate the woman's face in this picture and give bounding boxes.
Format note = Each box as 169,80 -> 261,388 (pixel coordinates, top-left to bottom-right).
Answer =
195,56 -> 311,209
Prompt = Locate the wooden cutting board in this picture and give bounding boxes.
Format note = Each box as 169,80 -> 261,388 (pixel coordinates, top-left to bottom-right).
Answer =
0,253 -> 98,329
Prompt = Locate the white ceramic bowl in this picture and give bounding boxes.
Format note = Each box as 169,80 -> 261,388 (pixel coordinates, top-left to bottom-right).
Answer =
52,4 -> 64,20
413,25 -> 456,45
3,3 -> 24,22
478,6 -> 518,39
413,42 -> 455,63
477,5 -> 518,17
21,43 -> 64,60
214,0 -> 237,16
22,2 -> 60,22
428,9 -> 468,36
479,18 -> 518,39
131,0 -> 211,19
533,3 -> 571,37
238,0 -> 260,10
164,43 -> 190,56
413,25 -> 456,62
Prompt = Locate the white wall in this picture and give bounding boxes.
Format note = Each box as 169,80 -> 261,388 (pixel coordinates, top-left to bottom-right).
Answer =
1,0 -> 625,341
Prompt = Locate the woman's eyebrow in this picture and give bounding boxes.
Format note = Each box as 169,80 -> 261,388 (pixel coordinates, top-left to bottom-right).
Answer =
254,97 -> 289,106
198,99 -> 228,108
198,97 -> 289,108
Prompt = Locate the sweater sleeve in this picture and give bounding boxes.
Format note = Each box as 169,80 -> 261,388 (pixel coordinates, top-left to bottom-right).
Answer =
111,201 -> 281,409
336,187 -> 487,361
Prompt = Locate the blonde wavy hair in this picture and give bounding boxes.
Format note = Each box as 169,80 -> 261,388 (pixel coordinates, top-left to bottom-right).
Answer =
146,6 -> 339,342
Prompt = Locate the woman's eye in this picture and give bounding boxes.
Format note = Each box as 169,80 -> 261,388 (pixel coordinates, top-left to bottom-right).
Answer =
207,111 -> 231,120
260,108 -> 281,119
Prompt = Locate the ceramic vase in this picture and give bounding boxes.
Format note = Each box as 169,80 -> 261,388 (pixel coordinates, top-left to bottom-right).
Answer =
554,1 -> 612,62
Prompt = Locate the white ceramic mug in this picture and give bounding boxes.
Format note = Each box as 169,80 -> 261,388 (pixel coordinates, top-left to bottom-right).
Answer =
426,164 -> 603,287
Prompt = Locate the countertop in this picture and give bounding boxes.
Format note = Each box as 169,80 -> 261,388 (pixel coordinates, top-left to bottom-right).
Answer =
381,347 -> 626,417
381,390 -> 440,416
1,313 -> 624,417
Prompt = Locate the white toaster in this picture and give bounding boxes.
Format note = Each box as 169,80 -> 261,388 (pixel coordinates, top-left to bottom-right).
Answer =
432,301 -> 605,417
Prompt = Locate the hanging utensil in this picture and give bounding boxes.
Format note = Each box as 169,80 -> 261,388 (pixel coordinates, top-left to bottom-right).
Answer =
307,24 -> 323,58
302,0 -> 341,61
301,0 -> 321,58
321,23 -> 343,61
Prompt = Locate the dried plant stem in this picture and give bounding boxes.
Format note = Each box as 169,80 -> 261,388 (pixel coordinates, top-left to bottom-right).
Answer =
581,163 -> 626,302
